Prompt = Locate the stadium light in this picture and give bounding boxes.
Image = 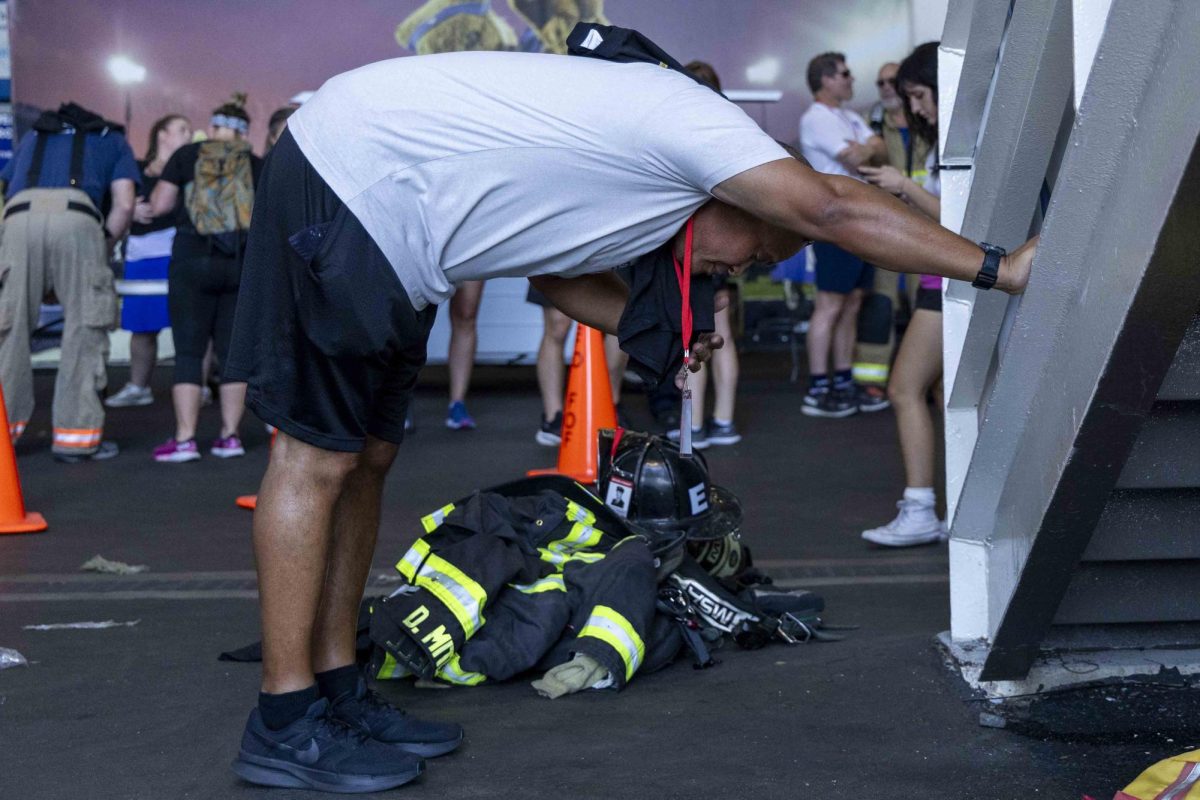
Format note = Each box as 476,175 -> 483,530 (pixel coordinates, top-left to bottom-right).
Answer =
107,55 -> 146,85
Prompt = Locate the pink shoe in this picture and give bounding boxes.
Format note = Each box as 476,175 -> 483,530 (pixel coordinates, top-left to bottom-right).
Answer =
154,438 -> 200,463
211,435 -> 245,459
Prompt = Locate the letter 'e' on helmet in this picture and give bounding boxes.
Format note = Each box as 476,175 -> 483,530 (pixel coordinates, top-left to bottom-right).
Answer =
597,430 -> 743,542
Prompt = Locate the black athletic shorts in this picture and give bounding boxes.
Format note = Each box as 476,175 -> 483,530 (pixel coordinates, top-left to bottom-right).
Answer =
914,286 -> 943,313
225,129 -> 436,452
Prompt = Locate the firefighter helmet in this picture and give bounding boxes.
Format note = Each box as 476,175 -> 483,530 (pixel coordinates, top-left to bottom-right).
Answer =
598,430 -> 742,543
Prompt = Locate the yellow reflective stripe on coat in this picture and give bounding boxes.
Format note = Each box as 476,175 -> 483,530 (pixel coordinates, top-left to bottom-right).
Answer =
578,605 -> 645,682
396,538 -> 431,582
510,574 -> 566,594
564,500 -> 596,525
411,549 -> 487,637
539,518 -> 607,569
538,548 -> 606,568
551,521 -> 602,553
436,656 -> 486,686
421,503 -> 456,533
374,651 -> 411,681
569,521 -> 603,547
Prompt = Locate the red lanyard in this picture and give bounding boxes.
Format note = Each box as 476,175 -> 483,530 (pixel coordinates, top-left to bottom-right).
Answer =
672,217 -> 696,454
672,217 -> 695,360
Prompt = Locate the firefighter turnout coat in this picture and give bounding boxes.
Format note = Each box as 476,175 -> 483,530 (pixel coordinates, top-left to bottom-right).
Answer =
370,487 -> 681,690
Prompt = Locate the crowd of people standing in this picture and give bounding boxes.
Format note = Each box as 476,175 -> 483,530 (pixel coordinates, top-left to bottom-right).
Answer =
0,39 -> 955,551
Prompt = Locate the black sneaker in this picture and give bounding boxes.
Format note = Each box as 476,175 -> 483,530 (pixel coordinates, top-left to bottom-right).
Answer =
855,384 -> 891,413
54,440 -> 119,464
232,698 -> 425,793
331,677 -> 464,758
535,411 -> 562,447
705,419 -> 742,446
801,389 -> 858,419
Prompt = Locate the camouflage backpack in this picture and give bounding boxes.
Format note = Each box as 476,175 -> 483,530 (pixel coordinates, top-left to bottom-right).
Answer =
184,140 -> 254,238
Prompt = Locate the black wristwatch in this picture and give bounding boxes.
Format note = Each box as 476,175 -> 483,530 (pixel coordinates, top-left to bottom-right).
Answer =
972,242 -> 1006,290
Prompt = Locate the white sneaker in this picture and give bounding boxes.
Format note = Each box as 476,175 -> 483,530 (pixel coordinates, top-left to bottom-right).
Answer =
861,499 -> 948,547
105,383 -> 153,408
200,386 -> 214,406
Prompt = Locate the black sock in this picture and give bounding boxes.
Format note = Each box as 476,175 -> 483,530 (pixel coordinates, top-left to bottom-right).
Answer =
259,684 -> 320,731
834,369 -> 854,389
315,664 -> 361,701
809,374 -> 830,393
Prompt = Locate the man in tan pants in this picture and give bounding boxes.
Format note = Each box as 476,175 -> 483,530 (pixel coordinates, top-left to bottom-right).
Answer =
0,103 -> 138,462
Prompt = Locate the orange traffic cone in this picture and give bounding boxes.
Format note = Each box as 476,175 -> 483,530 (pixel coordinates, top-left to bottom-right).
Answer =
0,385 -> 47,534
529,325 -> 617,483
236,428 -> 277,510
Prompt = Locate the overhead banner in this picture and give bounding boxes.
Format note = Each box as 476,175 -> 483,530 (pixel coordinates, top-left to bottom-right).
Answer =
9,0 -> 914,154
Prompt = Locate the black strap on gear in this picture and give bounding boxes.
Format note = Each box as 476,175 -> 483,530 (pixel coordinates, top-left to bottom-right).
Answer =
656,587 -> 715,669
677,621 -> 715,669
24,130 -> 87,191
26,132 -> 48,188
69,130 -> 86,188
3,200 -> 101,224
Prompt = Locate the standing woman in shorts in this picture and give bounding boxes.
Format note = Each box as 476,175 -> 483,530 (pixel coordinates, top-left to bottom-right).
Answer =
858,42 -> 948,547
148,96 -> 262,462
106,114 -> 192,408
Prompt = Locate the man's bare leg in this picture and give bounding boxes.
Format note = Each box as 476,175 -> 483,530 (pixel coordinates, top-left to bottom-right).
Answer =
255,432 -> 359,694
311,435 -> 399,674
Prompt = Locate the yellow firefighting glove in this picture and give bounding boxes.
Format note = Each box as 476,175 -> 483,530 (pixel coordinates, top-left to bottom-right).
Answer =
531,654 -> 609,699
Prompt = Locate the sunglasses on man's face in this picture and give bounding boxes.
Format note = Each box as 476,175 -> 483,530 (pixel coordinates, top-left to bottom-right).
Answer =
876,77 -> 896,88
837,69 -> 852,78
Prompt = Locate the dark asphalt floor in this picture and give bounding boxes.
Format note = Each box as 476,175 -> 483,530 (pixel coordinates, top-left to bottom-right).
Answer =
0,352 -> 1189,799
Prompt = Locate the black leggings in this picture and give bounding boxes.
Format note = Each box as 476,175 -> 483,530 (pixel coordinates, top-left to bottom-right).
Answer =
168,249 -> 242,385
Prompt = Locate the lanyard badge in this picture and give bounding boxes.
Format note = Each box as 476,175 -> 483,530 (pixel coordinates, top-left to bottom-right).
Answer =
672,218 -> 695,456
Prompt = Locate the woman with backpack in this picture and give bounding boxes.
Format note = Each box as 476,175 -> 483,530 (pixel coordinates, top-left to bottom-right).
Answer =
148,95 -> 262,463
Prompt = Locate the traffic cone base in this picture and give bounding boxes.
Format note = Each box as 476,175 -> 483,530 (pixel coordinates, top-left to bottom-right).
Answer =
235,429 -> 275,509
0,511 -> 47,535
0,384 -> 46,534
528,325 -> 617,484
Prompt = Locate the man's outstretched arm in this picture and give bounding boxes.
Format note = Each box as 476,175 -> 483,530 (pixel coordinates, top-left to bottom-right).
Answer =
713,158 -> 1036,293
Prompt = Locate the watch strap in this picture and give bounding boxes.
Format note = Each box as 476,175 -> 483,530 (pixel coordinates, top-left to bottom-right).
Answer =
972,242 -> 1005,290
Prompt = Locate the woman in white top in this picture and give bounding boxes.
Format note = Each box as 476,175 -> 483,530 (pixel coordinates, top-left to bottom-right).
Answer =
858,42 -> 948,548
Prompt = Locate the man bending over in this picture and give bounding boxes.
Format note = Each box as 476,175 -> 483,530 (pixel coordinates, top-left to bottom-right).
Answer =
225,48 -> 1034,793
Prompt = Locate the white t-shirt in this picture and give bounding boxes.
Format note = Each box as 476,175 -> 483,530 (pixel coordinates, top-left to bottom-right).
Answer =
798,102 -> 875,179
288,51 -> 787,309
